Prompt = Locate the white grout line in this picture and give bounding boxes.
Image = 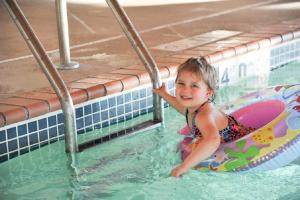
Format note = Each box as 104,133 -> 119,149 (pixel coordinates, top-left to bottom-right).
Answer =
70,13 -> 96,34
0,0 -> 281,65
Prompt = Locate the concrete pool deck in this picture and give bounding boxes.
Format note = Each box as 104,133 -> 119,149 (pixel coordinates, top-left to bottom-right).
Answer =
1,0 -> 300,127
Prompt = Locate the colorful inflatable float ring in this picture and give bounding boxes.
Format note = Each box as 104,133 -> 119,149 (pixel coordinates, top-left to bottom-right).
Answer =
178,84 -> 300,172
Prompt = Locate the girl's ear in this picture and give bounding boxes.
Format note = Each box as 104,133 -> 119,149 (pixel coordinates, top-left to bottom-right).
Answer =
206,88 -> 214,98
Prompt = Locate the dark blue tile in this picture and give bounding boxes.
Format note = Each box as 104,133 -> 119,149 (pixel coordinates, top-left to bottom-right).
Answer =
133,111 -> 139,117
164,101 -> 169,107
77,129 -> 85,135
108,97 -> 116,107
94,123 -> 101,129
140,99 -> 146,109
125,103 -> 132,113
170,89 -> 175,96
0,130 -> 6,142
132,90 -> 139,100
0,155 -> 8,163
109,118 -> 117,125
93,113 -> 101,123
30,145 -> 39,152
101,110 -> 108,121
102,121 -> 109,128
274,48 -> 279,55
84,115 -> 93,126
168,81 -> 175,90
57,113 -> 64,124
19,136 -> 28,148
76,107 -> 84,118
92,102 -> 100,113
8,140 -> 18,152
17,124 -> 27,136
49,127 -> 57,138
117,95 -> 124,105
76,118 -> 84,130
20,148 -> 29,155
58,124 -> 65,135
125,114 -> 132,120
100,99 -> 108,110
140,88 -> 146,98
125,93 -> 131,102
140,108 -> 147,115
109,108 -> 116,118
38,118 -> 47,130
50,138 -> 58,144
0,143 -> 7,154
84,104 -> 92,115
28,121 -> 37,133
117,105 -> 124,115
9,151 -> 18,159
147,97 -> 153,107
132,102 -> 139,111
40,142 -> 48,147
29,133 -> 39,145
39,130 -> 48,142
147,107 -> 154,113
270,49 -> 275,56
7,128 -> 16,139
85,126 -> 93,132
48,116 -> 57,127
146,87 -> 152,97
117,116 -> 125,123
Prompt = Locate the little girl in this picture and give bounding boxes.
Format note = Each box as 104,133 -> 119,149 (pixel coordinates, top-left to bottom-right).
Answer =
153,57 -> 254,177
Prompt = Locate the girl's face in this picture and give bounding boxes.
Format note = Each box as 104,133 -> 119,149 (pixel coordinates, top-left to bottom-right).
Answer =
175,71 -> 212,109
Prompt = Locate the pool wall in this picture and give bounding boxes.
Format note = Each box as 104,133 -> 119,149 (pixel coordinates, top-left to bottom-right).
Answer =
0,19 -> 300,164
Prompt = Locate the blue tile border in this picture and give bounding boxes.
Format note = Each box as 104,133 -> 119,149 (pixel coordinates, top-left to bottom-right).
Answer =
0,38 -> 300,164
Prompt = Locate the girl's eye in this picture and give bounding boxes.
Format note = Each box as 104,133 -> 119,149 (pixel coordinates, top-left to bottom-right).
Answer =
192,84 -> 200,88
176,82 -> 184,86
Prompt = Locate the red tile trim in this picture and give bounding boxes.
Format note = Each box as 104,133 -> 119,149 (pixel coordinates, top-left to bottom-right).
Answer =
281,32 -> 294,42
270,35 -> 283,45
0,97 -> 49,120
258,38 -> 271,49
15,92 -> 60,112
0,105 -> 27,126
120,76 -> 140,91
234,45 -> 248,55
0,113 -> 5,127
104,80 -> 123,95
86,84 -> 106,99
293,30 -> 300,38
208,52 -> 223,63
221,48 -> 236,59
246,41 -> 260,52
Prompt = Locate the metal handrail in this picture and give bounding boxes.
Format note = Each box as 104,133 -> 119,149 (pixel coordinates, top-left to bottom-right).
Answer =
55,0 -> 79,70
3,0 -> 78,154
106,0 -> 164,123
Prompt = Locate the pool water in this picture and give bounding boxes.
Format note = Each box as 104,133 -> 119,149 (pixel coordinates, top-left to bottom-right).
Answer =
1,62 -> 300,200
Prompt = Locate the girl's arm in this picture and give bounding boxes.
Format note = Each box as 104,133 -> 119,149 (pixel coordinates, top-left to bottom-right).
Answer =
153,83 -> 186,115
171,115 -> 221,177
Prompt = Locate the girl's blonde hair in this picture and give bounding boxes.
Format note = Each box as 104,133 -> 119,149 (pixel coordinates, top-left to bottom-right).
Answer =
176,57 -> 218,101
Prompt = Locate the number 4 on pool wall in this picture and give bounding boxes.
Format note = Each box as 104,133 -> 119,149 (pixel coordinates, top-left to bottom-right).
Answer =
221,67 -> 229,83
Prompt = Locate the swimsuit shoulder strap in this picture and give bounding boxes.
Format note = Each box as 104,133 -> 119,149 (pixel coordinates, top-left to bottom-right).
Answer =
185,109 -> 189,125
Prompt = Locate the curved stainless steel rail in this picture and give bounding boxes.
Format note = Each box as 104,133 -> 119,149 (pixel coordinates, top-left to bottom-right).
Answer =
106,0 -> 164,123
3,0 -> 78,154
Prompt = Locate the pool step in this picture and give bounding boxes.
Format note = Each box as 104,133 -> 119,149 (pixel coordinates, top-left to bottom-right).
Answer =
78,120 -> 162,152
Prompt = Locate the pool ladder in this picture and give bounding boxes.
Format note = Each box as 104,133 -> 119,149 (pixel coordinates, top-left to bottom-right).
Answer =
3,0 -> 163,154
